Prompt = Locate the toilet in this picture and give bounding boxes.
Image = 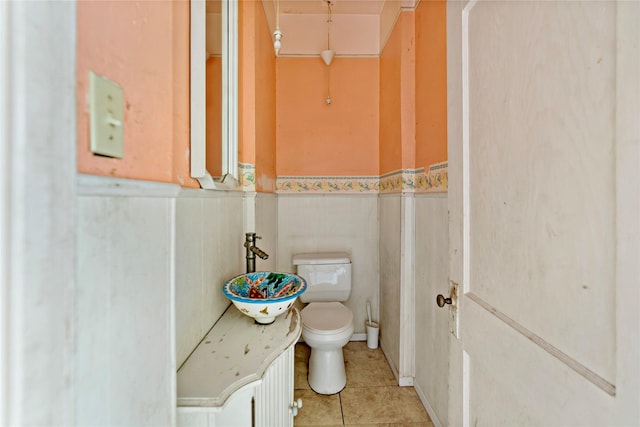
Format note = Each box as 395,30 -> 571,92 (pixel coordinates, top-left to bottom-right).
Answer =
293,252 -> 354,395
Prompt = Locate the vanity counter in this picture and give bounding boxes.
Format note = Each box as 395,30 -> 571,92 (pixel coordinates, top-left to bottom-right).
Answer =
177,306 -> 302,408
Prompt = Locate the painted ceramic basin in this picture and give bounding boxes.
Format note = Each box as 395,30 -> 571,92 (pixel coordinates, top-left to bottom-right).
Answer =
222,272 -> 307,324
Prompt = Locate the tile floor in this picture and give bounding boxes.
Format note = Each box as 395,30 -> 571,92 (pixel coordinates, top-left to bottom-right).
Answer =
294,341 -> 434,427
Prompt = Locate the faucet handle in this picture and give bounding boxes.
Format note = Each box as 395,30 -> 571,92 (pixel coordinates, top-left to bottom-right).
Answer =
245,232 -> 261,241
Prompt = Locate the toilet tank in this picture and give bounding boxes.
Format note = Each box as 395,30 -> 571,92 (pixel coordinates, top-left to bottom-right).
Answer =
293,252 -> 351,303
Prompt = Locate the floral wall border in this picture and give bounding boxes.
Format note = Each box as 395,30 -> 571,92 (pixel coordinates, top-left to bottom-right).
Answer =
238,162 -> 256,191
379,168 -> 425,193
276,176 -> 380,193
247,162 -> 448,194
423,161 -> 448,193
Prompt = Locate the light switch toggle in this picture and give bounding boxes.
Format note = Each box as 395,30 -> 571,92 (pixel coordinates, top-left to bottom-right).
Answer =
106,117 -> 122,127
89,71 -> 125,158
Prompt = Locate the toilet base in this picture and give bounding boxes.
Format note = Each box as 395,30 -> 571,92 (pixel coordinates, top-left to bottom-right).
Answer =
308,347 -> 346,395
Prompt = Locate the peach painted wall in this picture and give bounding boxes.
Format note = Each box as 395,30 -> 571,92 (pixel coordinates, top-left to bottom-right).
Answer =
206,57 -> 223,177
171,2 -> 193,187
415,0 -> 447,169
379,39 -> 401,177
379,11 -> 415,175
239,0 -> 277,192
77,1 -> 196,187
239,1 -> 256,168
400,12 -> 416,170
276,57 -> 379,176
254,2 -> 277,192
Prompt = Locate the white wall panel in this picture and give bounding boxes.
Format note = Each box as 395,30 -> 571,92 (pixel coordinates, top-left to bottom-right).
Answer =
175,191 -> 244,367
175,196 -> 206,366
378,195 -> 401,371
277,194 -> 379,336
76,193 -> 174,426
255,193 -> 278,272
414,194 -> 449,426
202,194 -> 244,330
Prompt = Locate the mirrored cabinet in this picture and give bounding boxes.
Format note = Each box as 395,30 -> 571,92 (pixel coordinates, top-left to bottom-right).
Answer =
190,0 -> 238,189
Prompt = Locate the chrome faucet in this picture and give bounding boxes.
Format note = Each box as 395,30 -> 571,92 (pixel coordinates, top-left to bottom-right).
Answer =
244,232 -> 269,273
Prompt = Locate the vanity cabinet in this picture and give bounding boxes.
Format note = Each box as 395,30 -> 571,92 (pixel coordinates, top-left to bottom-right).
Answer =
254,345 -> 295,427
177,307 -> 301,427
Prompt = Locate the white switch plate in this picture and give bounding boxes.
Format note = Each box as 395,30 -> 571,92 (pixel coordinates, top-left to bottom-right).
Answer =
89,71 -> 124,158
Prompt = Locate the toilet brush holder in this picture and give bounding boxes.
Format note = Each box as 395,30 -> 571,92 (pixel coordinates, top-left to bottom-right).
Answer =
365,321 -> 379,349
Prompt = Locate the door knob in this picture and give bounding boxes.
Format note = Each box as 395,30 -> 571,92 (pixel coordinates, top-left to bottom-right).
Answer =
436,294 -> 452,307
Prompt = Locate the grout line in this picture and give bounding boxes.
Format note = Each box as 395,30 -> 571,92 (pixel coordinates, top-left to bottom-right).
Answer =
338,391 -> 345,426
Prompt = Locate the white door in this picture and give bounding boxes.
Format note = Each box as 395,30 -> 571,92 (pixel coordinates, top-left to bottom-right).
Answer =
447,1 -> 640,425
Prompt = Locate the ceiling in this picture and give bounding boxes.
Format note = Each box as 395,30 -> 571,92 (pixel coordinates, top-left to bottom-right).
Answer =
262,0 -> 420,56
206,0 -> 419,57
275,0 -> 387,15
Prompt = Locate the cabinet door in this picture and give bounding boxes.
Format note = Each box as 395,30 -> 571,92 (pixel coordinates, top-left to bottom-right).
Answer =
254,346 -> 295,427
213,386 -> 254,427
177,385 -> 254,427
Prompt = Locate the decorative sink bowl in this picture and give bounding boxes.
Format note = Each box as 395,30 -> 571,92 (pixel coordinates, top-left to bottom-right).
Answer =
223,272 -> 307,324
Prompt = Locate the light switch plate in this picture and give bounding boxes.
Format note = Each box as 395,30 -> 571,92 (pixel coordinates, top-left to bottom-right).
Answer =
89,71 -> 124,158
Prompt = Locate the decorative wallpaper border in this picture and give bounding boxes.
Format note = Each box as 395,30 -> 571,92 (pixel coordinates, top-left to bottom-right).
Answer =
238,162 -> 256,191
276,176 -> 379,193
379,168 -> 425,193
244,162 -> 448,194
423,161 -> 448,193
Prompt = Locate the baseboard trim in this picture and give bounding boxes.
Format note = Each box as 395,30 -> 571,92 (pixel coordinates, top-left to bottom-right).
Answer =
414,382 -> 444,427
398,376 -> 414,386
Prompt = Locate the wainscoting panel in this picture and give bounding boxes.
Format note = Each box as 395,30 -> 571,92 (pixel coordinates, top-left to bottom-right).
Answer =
255,192 -> 279,272
175,190 -> 244,367
277,194 -> 379,336
414,194 -> 449,426
76,178 -> 177,426
378,194 -> 401,373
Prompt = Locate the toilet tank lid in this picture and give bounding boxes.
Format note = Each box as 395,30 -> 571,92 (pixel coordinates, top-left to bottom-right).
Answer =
293,252 -> 351,265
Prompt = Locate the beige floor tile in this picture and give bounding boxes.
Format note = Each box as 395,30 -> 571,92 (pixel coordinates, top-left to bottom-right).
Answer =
294,388 -> 343,426
295,343 -> 311,390
343,342 -> 396,388
340,386 -> 431,425
378,423 -> 435,427
338,424 -> 434,427
295,342 -> 431,426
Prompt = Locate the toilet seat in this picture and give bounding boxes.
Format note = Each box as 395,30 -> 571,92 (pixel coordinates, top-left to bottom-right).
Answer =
301,302 -> 353,335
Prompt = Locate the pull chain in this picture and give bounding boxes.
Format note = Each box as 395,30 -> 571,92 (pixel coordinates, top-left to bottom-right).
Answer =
325,1 -> 333,105
326,66 -> 331,105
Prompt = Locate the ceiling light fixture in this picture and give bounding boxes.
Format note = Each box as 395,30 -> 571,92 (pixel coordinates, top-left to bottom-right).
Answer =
321,0 -> 334,105
273,0 -> 283,56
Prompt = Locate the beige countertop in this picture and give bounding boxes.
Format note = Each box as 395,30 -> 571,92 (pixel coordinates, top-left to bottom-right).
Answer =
177,305 -> 302,407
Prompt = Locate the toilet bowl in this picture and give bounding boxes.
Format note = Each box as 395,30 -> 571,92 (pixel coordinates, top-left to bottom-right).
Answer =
301,302 -> 354,394
293,252 -> 354,395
